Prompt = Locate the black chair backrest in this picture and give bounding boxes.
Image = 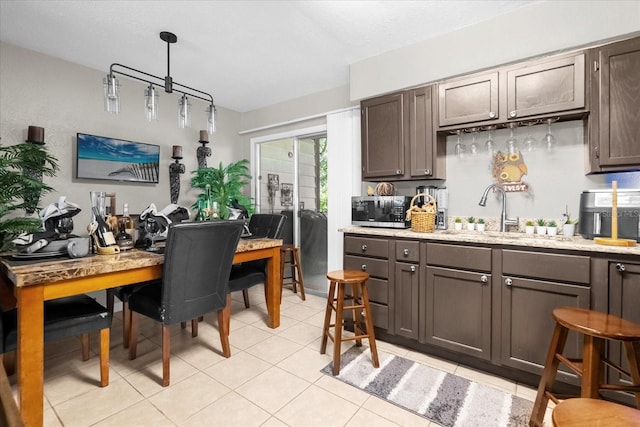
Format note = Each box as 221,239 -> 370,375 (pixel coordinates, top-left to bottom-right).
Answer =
248,214 -> 286,239
161,220 -> 243,324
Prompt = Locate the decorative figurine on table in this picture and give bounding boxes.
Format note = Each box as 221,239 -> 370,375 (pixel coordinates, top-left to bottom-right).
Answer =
40,196 -> 81,239
169,145 -> 185,204
196,130 -> 211,169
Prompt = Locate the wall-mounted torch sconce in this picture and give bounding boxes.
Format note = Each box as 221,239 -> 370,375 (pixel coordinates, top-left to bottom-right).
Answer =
169,145 -> 185,204
196,130 -> 211,169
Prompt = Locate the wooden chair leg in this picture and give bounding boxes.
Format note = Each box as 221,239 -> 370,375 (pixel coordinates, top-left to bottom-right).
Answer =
128,311 -> 139,360
106,289 -> 114,315
293,248 -> 306,300
351,283 -> 363,347
218,293 -> 232,358
2,352 -> 16,377
181,321 -> 187,329
623,341 -> 640,407
360,282 -> 379,368
332,284 -> 345,376
162,325 -> 170,387
99,328 -> 110,387
242,289 -> 251,308
530,323 -> 569,427
191,318 -> 198,337
320,281 -> 336,354
81,333 -> 90,361
122,301 -> 131,348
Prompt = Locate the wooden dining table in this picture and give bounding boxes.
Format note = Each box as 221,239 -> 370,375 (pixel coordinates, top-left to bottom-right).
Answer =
0,237 -> 282,427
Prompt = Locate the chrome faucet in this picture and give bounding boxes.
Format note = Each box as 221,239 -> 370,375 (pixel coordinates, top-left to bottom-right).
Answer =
478,184 -> 519,232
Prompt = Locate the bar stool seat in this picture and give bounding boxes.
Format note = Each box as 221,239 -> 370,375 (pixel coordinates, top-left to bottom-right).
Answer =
552,398 -> 640,427
530,307 -> 640,427
280,244 -> 305,301
320,270 -> 379,375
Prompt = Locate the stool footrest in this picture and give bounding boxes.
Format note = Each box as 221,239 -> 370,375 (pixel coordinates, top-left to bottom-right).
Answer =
556,354 -> 583,376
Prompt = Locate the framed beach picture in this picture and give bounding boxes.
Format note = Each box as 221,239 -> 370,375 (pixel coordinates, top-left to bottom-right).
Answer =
76,133 -> 160,183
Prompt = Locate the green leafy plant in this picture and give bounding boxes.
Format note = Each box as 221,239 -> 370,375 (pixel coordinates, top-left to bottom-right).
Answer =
190,159 -> 254,220
525,220 -> 535,227
563,213 -> 579,225
536,218 -> 546,227
1,142 -> 59,251
467,216 -> 475,224
477,218 -> 485,225
548,220 -> 557,227
454,217 -> 462,223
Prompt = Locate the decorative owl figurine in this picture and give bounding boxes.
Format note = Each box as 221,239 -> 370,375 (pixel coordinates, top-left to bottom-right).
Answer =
492,151 -> 528,183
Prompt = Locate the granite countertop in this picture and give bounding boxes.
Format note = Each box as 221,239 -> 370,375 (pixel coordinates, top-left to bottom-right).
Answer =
339,226 -> 640,256
0,238 -> 282,288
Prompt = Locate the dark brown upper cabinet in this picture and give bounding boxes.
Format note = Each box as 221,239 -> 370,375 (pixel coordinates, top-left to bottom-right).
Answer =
588,36 -> 640,173
437,53 -> 587,129
361,85 -> 442,181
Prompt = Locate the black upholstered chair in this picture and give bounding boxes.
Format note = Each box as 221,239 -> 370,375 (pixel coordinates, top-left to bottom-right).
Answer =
229,214 -> 286,308
127,220 -> 243,387
107,281 -> 157,348
0,295 -> 112,386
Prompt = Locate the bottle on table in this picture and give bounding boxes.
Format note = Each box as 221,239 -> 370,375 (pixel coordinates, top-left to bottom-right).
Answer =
115,222 -> 134,250
91,206 -> 117,248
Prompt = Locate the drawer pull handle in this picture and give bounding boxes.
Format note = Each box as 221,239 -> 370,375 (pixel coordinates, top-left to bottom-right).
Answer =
403,248 -> 410,256
616,263 -> 625,273
489,111 -> 496,119
410,265 -> 416,272
361,264 -> 367,271
480,275 -> 488,283
504,278 -> 513,286
509,111 -> 517,118
361,244 -> 367,252
424,169 -> 431,175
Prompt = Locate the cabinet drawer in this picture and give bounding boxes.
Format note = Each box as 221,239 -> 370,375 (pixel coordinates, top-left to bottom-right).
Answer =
370,301 -> 389,330
367,277 -> 388,304
344,255 -> 389,279
502,250 -> 590,284
426,243 -> 492,272
345,236 -> 389,258
395,240 -> 420,263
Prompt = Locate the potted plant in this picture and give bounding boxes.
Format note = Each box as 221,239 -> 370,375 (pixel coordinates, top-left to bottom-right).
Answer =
525,220 -> 535,235
466,216 -> 475,231
547,220 -> 558,236
536,218 -> 547,235
476,218 -> 486,232
454,217 -> 463,231
190,159 -> 254,220
0,142 -> 58,251
563,213 -> 578,237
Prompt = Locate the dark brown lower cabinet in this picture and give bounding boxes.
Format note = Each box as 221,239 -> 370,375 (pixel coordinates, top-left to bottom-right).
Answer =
422,266 -> 492,360
394,262 -> 420,340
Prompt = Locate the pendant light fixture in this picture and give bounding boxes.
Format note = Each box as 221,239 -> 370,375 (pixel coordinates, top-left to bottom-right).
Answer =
103,31 -> 216,133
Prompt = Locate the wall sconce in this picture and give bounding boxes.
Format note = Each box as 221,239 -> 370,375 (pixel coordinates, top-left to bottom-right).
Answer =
196,130 -> 212,169
169,145 -> 185,204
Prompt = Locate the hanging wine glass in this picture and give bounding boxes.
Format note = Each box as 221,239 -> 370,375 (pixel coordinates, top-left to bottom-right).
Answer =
469,127 -> 479,156
454,130 -> 466,159
522,120 -> 538,152
541,117 -> 558,151
505,122 -> 519,155
484,125 -> 497,157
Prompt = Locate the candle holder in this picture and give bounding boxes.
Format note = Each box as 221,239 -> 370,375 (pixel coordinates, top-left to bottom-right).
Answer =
196,130 -> 211,168
169,145 -> 185,204
24,126 -> 46,214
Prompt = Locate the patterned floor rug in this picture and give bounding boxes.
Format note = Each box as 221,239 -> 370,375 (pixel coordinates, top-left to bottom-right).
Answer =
321,347 -> 533,427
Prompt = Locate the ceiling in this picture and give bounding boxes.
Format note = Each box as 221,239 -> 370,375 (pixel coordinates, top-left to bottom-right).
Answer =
0,1 -> 539,113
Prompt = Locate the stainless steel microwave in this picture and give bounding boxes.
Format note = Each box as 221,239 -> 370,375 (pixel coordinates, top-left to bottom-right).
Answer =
351,196 -> 411,228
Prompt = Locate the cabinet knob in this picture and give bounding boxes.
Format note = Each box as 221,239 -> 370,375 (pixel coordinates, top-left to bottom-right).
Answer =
403,248 -> 410,256
488,111 -> 496,119
395,169 -> 402,175
480,275 -> 488,283
361,264 -> 367,271
361,244 -> 367,252
410,265 -> 416,272
509,111 -> 517,118
504,278 -> 513,286
616,263 -> 626,273
424,169 -> 431,175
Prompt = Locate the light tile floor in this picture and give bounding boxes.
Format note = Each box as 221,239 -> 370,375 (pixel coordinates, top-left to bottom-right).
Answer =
9,286 -> 554,426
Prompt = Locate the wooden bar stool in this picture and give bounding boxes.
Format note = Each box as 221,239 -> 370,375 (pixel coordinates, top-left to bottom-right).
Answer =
552,398 -> 640,426
280,244 -> 305,301
530,307 -> 640,427
320,270 -> 379,375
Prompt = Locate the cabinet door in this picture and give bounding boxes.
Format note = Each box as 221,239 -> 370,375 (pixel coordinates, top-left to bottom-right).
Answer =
608,260 -> 640,398
506,54 -> 585,120
394,262 -> 419,340
408,86 -> 435,178
500,276 -> 590,383
438,72 -> 499,127
592,37 -> 640,168
422,266 -> 491,360
361,92 -> 405,179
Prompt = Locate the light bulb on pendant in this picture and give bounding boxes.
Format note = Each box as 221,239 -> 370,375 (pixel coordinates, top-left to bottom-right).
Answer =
103,74 -> 120,114
144,84 -> 159,122
207,103 -> 217,134
178,94 -> 191,128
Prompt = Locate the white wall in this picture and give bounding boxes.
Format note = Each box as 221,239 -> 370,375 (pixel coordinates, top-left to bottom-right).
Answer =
0,42 -> 244,229
350,0 -> 640,101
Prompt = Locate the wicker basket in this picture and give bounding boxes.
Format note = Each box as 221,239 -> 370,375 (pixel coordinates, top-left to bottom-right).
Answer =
406,193 -> 437,233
